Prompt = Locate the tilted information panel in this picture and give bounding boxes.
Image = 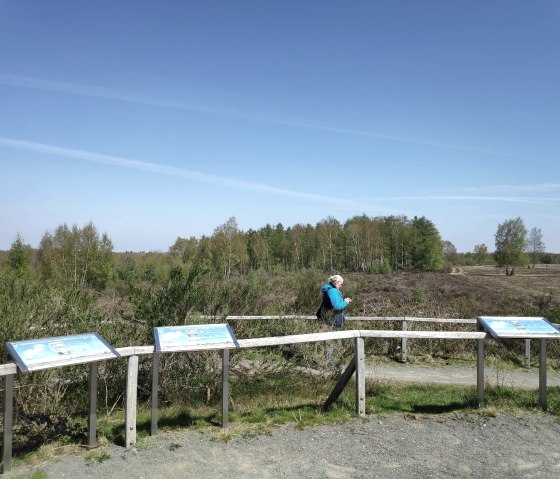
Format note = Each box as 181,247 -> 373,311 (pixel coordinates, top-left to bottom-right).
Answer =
6,332 -> 120,373
154,323 -> 239,352
478,316 -> 560,339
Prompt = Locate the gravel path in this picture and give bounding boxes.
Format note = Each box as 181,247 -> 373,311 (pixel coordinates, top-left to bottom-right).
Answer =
11,413 -> 560,479
7,364 -> 560,478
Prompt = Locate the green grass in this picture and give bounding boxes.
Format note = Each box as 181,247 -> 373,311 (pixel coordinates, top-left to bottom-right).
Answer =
95,372 -> 560,446
85,448 -> 111,464
11,372 -> 560,469
8,472 -> 48,479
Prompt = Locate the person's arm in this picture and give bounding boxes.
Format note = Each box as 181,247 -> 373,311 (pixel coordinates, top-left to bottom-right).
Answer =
326,288 -> 349,310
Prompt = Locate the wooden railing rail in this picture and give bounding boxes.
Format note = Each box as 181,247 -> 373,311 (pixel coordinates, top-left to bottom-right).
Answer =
1,324 -> 556,474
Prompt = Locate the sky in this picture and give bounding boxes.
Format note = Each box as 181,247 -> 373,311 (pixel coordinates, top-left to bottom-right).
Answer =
1,1 -> 559,253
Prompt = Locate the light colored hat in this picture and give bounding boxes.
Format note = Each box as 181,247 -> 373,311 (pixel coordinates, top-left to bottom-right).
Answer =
328,274 -> 344,285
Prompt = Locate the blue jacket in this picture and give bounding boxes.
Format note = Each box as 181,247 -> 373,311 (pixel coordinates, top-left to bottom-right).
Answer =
321,283 -> 349,311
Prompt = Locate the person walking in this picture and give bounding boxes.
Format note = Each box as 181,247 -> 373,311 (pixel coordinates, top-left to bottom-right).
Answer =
318,274 -> 352,328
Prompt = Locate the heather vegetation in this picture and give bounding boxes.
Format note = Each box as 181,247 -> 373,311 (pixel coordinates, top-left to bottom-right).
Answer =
0,216 -> 559,458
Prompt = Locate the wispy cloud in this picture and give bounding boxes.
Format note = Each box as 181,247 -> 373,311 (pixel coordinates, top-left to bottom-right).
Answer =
0,74 -> 513,157
362,194 -> 560,204
454,183 -> 560,194
0,136 -> 383,211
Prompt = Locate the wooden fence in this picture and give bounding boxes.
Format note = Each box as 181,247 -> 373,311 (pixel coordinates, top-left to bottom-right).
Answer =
226,315 -> 540,366
0,316 -> 557,473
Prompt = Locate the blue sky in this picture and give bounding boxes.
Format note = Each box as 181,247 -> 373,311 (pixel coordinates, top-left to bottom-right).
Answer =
1,1 -> 559,253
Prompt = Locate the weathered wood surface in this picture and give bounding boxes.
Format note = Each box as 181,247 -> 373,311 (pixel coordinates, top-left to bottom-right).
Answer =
125,355 -> 139,448
0,363 -> 17,376
225,315 -> 477,324
359,331 -> 489,340
236,330 -> 359,348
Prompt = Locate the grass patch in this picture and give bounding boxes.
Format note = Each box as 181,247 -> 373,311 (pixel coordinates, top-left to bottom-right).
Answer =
9,472 -> 48,479
366,381 -> 560,416
85,448 -> 111,464
10,373 -> 560,470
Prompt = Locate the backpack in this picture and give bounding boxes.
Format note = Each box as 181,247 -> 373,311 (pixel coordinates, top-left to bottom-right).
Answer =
316,291 -> 345,326
316,290 -> 333,320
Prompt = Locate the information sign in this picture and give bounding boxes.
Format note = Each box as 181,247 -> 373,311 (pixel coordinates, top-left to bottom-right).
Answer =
6,332 -> 120,373
154,323 -> 238,352
478,316 -> 560,339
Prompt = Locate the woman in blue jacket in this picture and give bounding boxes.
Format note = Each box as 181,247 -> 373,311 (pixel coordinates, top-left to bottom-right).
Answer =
318,274 -> 352,327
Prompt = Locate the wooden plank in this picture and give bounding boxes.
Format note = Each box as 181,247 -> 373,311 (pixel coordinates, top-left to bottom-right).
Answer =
125,355 -> 139,448
0,363 -> 17,377
226,316 -> 317,320
346,316 -> 405,322
134,345 -> 156,355
354,338 -> 365,417
226,315 -> 477,324
323,357 -> 356,411
116,346 -> 136,357
405,317 -> 477,324
359,331 -> 488,340
115,346 -> 154,357
236,331 -> 359,348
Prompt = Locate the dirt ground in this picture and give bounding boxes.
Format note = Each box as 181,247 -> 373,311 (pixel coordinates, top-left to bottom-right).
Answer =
10,411 -> 560,479
8,363 -> 560,479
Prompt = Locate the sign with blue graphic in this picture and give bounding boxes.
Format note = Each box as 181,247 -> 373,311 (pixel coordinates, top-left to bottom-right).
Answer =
7,333 -> 120,372
154,324 -> 238,352
478,316 -> 560,339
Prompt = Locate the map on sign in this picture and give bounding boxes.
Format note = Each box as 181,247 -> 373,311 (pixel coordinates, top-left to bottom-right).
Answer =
6,333 -> 120,373
154,324 -> 238,352
478,316 -> 560,339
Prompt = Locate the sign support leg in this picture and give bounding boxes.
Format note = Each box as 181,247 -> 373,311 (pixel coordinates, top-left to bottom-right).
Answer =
151,352 -> 160,436
88,361 -> 98,448
1,371 -> 14,473
539,339 -> 547,410
477,339 -> 484,407
222,349 -> 229,428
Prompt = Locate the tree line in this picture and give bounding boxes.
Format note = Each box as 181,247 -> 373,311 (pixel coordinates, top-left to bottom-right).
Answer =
169,215 -> 446,278
2,215 -> 556,289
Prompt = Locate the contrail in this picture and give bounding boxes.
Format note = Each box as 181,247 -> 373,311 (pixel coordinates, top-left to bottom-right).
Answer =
0,74 -> 515,157
0,136 -> 382,211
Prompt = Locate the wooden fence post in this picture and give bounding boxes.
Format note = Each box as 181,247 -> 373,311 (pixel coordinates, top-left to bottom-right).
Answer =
125,355 -> 139,448
477,339 -> 484,407
524,339 -> 531,368
355,337 -> 365,417
401,319 -> 408,363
